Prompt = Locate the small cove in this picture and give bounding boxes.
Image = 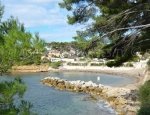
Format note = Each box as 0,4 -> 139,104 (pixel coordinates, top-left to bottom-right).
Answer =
0,72 -> 137,115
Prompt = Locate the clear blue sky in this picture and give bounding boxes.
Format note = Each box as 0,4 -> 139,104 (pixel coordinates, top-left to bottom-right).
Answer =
1,0 -> 83,42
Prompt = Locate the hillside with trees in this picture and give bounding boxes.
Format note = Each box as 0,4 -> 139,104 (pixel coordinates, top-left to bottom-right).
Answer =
47,39 -> 104,58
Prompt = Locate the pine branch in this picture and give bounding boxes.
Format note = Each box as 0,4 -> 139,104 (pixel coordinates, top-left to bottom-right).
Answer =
102,23 -> 150,37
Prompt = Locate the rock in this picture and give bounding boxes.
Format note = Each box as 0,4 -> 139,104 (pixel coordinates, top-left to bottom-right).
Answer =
82,86 -> 89,93
94,86 -> 103,94
84,81 -> 94,87
88,86 -> 95,92
57,80 -> 65,85
57,83 -> 66,90
107,96 -> 117,102
41,76 -> 137,115
74,85 -> 83,92
65,82 -> 71,89
52,80 -> 58,86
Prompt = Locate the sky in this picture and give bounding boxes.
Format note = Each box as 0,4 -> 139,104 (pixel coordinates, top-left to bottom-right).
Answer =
1,0 -> 83,42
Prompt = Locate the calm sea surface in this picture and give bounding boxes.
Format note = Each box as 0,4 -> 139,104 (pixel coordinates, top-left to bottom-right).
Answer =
0,72 -> 136,115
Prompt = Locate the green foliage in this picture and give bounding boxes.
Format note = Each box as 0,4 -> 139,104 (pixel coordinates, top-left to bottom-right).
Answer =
88,49 -> 104,59
18,54 -> 41,66
138,104 -> 150,115
49,61 -> 62,69
73,35 -> 104,57
0,2 -> 38,115
138,80 -> 150,115
0,5 -> 45,73
49,38 -> 103,58
106,61 -> 117,67
47,41 -> 87,57
79,58 -> 86,61
59,0 -> 150,64
41,58 -> 50,64
106,58 -> 124,67
47,42 -> 72,51
0,78 -> 35,115
0,3 -> 46,74
32,33 -> 45,53
33,54 -> 41,65
139,81 -> 150,105
130,56 -> 140,62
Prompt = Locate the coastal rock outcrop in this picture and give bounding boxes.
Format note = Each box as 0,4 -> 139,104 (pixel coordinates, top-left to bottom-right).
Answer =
41,77 -> 139,115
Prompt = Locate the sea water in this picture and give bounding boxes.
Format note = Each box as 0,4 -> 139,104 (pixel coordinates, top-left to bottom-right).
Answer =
1,72 -> 136,115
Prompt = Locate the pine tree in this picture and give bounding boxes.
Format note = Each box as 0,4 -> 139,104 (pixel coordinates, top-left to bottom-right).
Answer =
59,0 -> 150,65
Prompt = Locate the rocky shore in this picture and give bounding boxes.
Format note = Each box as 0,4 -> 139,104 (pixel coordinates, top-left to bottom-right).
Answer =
41,77 -> 140,115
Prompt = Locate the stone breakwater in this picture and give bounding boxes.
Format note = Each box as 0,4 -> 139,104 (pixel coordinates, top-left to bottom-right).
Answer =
41,77 -> 139,115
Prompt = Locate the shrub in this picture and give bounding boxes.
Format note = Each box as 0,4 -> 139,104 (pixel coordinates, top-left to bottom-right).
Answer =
41,58 -> 50,64
50,61 -> 62,69
79,58 -> 86,61
106,57 -> 131,67
16,54 -> 42,65
138,80 -> 150,115
33,54 -> 41,65
139,80 -> 150,104
106,55 -> 134,67
19,60 -> 34,65
138,104 -> 150,115
106,60 -> 122,67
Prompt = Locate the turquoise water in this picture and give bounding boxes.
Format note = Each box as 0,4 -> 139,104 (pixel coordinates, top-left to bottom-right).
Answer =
0,72 -> 136,115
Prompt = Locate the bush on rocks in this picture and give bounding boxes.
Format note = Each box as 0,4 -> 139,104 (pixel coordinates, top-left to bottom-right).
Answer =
49,61 -> 62,69
138,80 -> 150,115
138,104 -> 150,115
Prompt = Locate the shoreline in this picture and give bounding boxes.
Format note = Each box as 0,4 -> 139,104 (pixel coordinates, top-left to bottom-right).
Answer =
48,66 -> 145,89
11,65 -> 49,73
11,65 -> 146,89
11,65 -> 145,78
41,77 -> 140,115
11,65 -> 147,115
